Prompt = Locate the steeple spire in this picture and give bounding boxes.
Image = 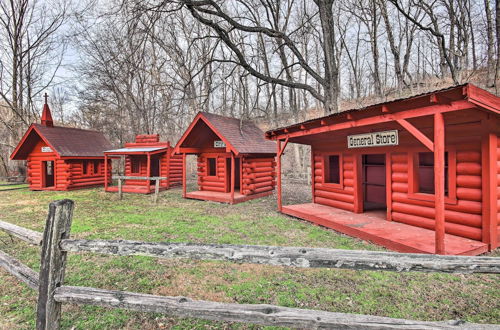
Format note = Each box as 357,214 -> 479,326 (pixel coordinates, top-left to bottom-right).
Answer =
41,93 -> 54,127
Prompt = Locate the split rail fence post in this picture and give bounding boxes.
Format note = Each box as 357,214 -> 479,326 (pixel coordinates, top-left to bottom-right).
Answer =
154,178 -> 160,204
36,199 -> 75,330
118,178 -> 123,200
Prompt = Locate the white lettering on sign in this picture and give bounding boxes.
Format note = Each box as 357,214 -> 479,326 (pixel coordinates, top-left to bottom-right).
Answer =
214,140 -> 226,148
41,146 -> 53,153
347,130 -> 398,148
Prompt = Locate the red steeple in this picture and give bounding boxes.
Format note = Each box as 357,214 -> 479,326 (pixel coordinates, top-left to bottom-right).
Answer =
41,93 -> 54,127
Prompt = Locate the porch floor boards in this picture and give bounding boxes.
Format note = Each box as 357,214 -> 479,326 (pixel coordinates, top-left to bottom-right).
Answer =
282,203 -> 488,256
185,190 -> 272,204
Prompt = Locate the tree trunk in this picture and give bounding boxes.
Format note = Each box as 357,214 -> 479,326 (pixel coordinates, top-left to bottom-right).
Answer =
316,0 -> 339,114
485,0 -> 495,86
496,0 -> 500,89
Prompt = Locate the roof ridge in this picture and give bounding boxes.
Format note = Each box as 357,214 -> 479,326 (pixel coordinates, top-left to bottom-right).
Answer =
34,123 -> 103,134
201,111 -> 255,123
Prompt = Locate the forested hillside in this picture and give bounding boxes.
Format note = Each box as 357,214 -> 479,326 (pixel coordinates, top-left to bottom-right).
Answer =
0,0 -> 497,176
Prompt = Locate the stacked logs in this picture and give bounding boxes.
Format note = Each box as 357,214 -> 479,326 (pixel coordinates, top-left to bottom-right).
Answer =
313,153 -> 355,212
135,134 -> 160,143
197,156 -> 226,192
124,157 -> 148,187
165,151 -> 182,187
241,157 -> 276,195
67,160 -> 106,189
391,149 -> 483,241
26,159 -> 41,188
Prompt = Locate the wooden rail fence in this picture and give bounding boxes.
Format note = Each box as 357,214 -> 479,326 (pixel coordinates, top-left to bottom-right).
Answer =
0,200 -> 499,329
112,175 -> 167,203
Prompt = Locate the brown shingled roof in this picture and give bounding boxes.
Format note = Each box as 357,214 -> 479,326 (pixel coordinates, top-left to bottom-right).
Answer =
34,124 -> 112,157
176,112 -> 276,155
201,112 -> 276,154
11,124 -> 113,159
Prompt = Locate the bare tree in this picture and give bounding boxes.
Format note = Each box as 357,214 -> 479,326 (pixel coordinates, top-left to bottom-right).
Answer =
0,0 -> 69,175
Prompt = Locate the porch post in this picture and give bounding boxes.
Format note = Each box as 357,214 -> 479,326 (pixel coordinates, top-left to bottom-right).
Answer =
277,140 -> 282,212
104,155 -> 108,190
230,152 -> 235,203
276,137 -> 289,212
182,153 -> 187,198
146,154 -> 151,194
434,113 -> 445,254
481,124 -> 499,250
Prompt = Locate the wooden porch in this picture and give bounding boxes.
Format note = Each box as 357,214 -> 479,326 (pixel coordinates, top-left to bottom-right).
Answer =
185,190 -> 273,204
282,203 -> 488,256
105,184 -> 168,194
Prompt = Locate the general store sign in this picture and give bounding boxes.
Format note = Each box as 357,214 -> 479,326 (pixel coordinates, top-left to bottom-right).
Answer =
214,140 -> 226,148
41,146 -> 53,153
347,130 -> 398,148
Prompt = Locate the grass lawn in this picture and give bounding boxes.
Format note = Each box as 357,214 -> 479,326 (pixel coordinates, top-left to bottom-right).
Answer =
0,185 -> 499,329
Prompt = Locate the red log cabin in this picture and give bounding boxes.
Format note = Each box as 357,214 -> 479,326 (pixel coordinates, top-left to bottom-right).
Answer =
175,112 -> 277,204
266,84 -> 499,255
104,134 -> 182,194
10,95 -> 112,191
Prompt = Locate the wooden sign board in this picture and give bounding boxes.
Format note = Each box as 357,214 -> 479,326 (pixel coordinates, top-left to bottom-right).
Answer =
348,130 -> 398,148
214,141 -> 226,148
41,146 -> 53,153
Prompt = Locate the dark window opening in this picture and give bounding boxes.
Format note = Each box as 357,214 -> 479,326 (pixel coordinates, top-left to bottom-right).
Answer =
207,158 -> 217,176
82,160 -> 88,175
325,155 -> 340,184
418,152 -> 448,195
92,160 -> 100,175
131,158 -> 140,174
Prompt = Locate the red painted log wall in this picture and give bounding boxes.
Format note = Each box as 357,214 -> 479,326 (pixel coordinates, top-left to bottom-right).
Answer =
197,154 -> 227,192
308,117 -> 495,243
121,147 -> 181,191
313,152 -> 355,212
196,154 -> 276,195
27,139 -> 106,191
241,157 -> 276,195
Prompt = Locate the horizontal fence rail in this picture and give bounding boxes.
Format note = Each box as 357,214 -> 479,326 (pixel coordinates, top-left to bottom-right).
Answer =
0,199 -> 499,330
53,285 -> 495,329
60,239 -> 500,274
0,220 -> 43,245
111,175 -> 167,181
0,250 -> 39,290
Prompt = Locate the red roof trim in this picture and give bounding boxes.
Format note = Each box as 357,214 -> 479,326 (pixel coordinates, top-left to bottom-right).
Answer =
10,124 -> 61,160
174,112 -> 238,155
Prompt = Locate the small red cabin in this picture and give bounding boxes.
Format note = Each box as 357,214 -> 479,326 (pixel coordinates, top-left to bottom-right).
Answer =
175,112 -> 277,204
266,84 -> 499,255
11,97 -> 112,191
104,134 -> 182,194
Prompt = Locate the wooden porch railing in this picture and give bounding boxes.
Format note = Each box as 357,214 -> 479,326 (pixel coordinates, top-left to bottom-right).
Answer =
0,200 -> 499,329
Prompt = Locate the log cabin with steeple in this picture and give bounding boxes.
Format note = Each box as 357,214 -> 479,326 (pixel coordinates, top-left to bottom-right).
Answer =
10,94 -> 112,191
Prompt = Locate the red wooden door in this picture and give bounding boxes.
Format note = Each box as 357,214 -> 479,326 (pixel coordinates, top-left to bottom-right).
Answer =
362,154 -> 386,210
